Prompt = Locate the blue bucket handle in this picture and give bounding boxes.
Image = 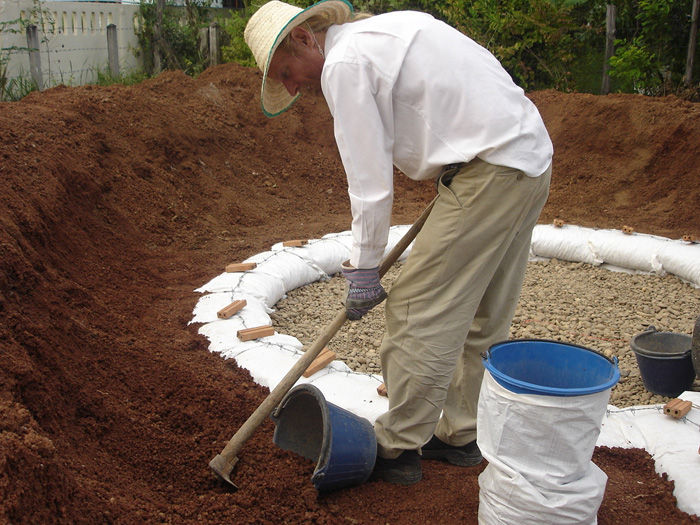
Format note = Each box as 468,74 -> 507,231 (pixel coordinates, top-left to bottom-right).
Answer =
481,340 -> 618,367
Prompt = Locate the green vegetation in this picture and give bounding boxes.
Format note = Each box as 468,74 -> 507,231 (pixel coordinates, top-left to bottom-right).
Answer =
414,0 -> 582,90
2,0 -> 698,99
214,0 -> 696,97
0,0 -> 53,101
608,0 -> 696,95
218,7 -> 255,67
364,0 -> 697,96
136,0 -> 213,76
95,68 -> 151,87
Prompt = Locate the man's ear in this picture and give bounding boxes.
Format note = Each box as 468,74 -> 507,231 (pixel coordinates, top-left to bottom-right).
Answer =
289,26 -> 312,48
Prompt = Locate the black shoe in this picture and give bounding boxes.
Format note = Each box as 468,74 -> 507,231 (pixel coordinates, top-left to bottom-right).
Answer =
371,450 -> 422,485
421,435 -> 483,467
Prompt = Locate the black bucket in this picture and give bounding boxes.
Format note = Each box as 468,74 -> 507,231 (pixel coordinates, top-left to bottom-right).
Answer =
630,326 -> 695,397
270,384 -> 377,492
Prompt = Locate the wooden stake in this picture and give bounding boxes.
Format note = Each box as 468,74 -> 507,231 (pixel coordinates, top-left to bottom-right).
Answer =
217,299 -> 247,319
303,347 -> 336,378
225,262 -> 257,273
684,0 -> 699,86
601,3 -> 616,95
237,325 -> 274,341
282,239 -> 308,247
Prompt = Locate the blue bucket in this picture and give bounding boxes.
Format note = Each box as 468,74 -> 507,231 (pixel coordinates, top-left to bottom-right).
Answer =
482,339 -> 620,396
270,384 -> 377,492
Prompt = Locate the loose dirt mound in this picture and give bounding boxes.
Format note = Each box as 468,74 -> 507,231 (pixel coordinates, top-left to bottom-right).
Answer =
1,62 -> 698,524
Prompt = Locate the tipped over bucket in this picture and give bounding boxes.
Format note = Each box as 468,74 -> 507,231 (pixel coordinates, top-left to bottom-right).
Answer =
270,384 -> 376,492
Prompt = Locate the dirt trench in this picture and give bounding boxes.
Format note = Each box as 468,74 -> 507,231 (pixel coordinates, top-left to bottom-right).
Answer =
0,63 -> 699,524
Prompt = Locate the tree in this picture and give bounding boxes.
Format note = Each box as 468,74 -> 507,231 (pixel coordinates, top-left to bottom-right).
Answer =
608,0 -> 698,94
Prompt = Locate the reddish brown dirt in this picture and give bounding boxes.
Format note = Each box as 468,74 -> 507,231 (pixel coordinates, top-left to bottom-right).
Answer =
1,62 -> 698,524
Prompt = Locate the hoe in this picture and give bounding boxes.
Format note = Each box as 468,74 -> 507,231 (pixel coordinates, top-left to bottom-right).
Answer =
209,196 -> 437,488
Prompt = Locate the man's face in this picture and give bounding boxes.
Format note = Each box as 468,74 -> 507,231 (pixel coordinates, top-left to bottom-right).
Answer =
267,28 -> 324,97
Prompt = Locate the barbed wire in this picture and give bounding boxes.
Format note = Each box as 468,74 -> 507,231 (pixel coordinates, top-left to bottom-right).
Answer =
605,405 -> 700,428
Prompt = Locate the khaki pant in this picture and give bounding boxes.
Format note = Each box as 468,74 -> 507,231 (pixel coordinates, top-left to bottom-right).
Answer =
374,158 -> 551,458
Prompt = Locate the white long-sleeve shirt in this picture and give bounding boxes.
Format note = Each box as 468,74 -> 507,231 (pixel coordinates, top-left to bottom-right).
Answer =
321,11 -> 553,268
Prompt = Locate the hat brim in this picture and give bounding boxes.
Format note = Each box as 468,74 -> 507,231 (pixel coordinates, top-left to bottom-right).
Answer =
260,0 -> 353,117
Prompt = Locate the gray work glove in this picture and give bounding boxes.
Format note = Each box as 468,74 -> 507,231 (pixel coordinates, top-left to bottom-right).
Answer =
341,261 -> 387,320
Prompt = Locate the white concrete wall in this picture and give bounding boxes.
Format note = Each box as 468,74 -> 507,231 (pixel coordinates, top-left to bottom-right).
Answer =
2,0 -> 142,89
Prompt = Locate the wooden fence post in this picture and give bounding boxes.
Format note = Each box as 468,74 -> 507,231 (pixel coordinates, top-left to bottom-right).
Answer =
107,24 -> 119,78
199,26 -> 209,63
685,0 -> 699,86
209,22 -> 220,66
153,0 -> 164,73
26,24 -> 43,91
601,3 -> 616,95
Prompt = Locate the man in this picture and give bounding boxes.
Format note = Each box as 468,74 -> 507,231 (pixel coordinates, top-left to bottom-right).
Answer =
245,0 -> 553,485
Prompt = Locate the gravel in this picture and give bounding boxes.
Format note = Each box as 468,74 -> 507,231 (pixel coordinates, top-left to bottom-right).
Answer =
271,258 -> 700,408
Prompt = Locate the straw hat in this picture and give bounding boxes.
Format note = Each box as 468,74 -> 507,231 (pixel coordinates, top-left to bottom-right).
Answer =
244,0 -> 354,117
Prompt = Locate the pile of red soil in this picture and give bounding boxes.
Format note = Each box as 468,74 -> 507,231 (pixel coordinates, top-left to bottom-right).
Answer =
1,62 -> 698,524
